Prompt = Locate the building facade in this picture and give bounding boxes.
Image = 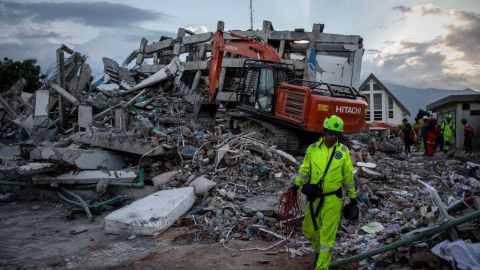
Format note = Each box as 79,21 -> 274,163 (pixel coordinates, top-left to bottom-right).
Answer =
359,74 -> 410,130
427,94 -> 480,151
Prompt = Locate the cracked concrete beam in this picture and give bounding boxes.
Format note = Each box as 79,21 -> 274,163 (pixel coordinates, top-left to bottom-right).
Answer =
145,39 -> 175,54
32,170 -> 137,185
181,32 -> 213,45
71,132 -> 166,156
50,83 -> 79,106
127,57 -> 181,93
18,162 -> 55,175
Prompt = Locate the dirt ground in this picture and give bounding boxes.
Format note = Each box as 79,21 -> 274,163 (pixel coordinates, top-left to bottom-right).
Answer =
0,198 -> 314,270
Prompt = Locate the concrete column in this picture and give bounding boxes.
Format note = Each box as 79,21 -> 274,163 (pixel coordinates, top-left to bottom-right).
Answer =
278,40 -> 285,59
191,70 -> 202,90
56,48 -> 66,129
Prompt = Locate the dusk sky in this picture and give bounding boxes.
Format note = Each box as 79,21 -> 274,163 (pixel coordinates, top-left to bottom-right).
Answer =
0,0 -> 479,90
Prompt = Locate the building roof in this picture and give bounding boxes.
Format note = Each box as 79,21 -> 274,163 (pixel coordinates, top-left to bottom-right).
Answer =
426,93 -> 480,111
359,73 -> 411,116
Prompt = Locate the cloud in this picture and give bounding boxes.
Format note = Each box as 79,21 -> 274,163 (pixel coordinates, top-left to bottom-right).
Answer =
0,1 -> 176,75
365,49 -> 381,54
443,11 -> 480,62
11,28 -> 61,40
0,1 -> 166,27
185,25 -> 209,34
363,5 -> 480,90
393,5 -> 413,13
420,4 -> 446,16
0,26 -> 176,76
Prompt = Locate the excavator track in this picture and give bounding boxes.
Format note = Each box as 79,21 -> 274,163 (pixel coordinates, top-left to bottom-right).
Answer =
230,116 -> 300,154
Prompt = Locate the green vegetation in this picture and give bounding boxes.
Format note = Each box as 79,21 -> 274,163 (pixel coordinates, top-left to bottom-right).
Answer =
0,57 -> 43,93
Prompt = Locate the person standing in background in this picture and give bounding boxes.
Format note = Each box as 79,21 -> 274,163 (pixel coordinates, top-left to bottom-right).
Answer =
425,117 -> 437,156
401,119 -> 414,154
440,114 -> 455,152
462,118 -> 475,154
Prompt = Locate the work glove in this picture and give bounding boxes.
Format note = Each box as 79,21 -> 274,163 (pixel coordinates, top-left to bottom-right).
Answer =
343,198 -> 359,222
301,183 -> 322,198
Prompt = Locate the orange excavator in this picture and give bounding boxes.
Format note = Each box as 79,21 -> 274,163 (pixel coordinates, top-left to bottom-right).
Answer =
201,30 -> 368,153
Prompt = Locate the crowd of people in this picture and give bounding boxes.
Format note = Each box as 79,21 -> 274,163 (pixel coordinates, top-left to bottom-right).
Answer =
398,114 -> 475,156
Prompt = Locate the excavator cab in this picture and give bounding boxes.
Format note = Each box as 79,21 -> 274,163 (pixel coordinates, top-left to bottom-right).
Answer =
237,60 -> 296,115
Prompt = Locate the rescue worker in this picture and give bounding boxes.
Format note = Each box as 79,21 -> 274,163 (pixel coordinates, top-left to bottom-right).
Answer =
425,117 -> 437,156
420,115 -> 429,151
440,114 -> 455,152
292,115 -> 357,270
462,118 -> 475,154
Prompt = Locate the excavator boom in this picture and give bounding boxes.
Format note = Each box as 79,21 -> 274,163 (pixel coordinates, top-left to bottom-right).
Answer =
207,30 -> 281,103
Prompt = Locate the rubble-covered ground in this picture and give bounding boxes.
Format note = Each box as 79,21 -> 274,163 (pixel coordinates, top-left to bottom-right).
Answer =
1,28 -> 480,270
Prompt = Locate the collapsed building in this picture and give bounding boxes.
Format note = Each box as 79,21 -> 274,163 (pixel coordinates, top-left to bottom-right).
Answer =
0,21 -> 479,269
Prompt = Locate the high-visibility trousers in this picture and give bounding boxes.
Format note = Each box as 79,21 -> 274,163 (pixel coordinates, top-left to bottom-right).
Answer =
302,195 -> 343,270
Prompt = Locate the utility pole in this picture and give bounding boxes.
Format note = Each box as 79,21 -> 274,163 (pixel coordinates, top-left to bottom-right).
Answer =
250,0 -> 253,30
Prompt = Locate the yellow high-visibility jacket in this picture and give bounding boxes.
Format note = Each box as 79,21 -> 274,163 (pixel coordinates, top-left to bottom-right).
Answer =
294,138 -> 356,199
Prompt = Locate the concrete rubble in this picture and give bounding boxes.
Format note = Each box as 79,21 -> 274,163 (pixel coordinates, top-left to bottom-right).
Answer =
1,20 -> 479,269
105,187 -> 196,236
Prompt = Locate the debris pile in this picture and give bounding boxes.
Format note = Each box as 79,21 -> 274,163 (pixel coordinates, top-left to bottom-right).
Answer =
1,20 -> 479,269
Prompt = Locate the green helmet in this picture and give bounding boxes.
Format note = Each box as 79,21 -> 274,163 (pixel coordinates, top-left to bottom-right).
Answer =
447,114 -> 453,119
461,118 -> 467,124
323,115 -> 344,133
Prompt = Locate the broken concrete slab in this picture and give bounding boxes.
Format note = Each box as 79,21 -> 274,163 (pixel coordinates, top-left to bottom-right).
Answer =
109,185 -> 157,201
34,90 -> 49,124
152,171 -> 179,189
12,115 -> 34,136
18,162 -> 54,175
0,95 -> 19,118
32,170 -> 136,185
104,187 -> 196,236
0,144 -> 20,160
70,132 -> 165,156
242,195 -> 279,217
30,146 -> 126,170
127,57 -> 181,93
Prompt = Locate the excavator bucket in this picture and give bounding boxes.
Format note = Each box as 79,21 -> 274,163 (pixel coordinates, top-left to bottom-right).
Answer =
195,103 -> 219,125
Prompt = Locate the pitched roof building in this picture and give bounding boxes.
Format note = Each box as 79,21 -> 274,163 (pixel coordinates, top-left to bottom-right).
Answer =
359,73 -> 410,130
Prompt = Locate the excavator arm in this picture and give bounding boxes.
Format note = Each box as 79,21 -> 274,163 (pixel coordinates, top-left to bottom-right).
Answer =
207,30 -> 281,102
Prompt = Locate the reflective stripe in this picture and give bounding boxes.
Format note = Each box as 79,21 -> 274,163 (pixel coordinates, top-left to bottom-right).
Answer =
296,173 -> 310,181
319,245 -> 333,253
343,183 -> 355,190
